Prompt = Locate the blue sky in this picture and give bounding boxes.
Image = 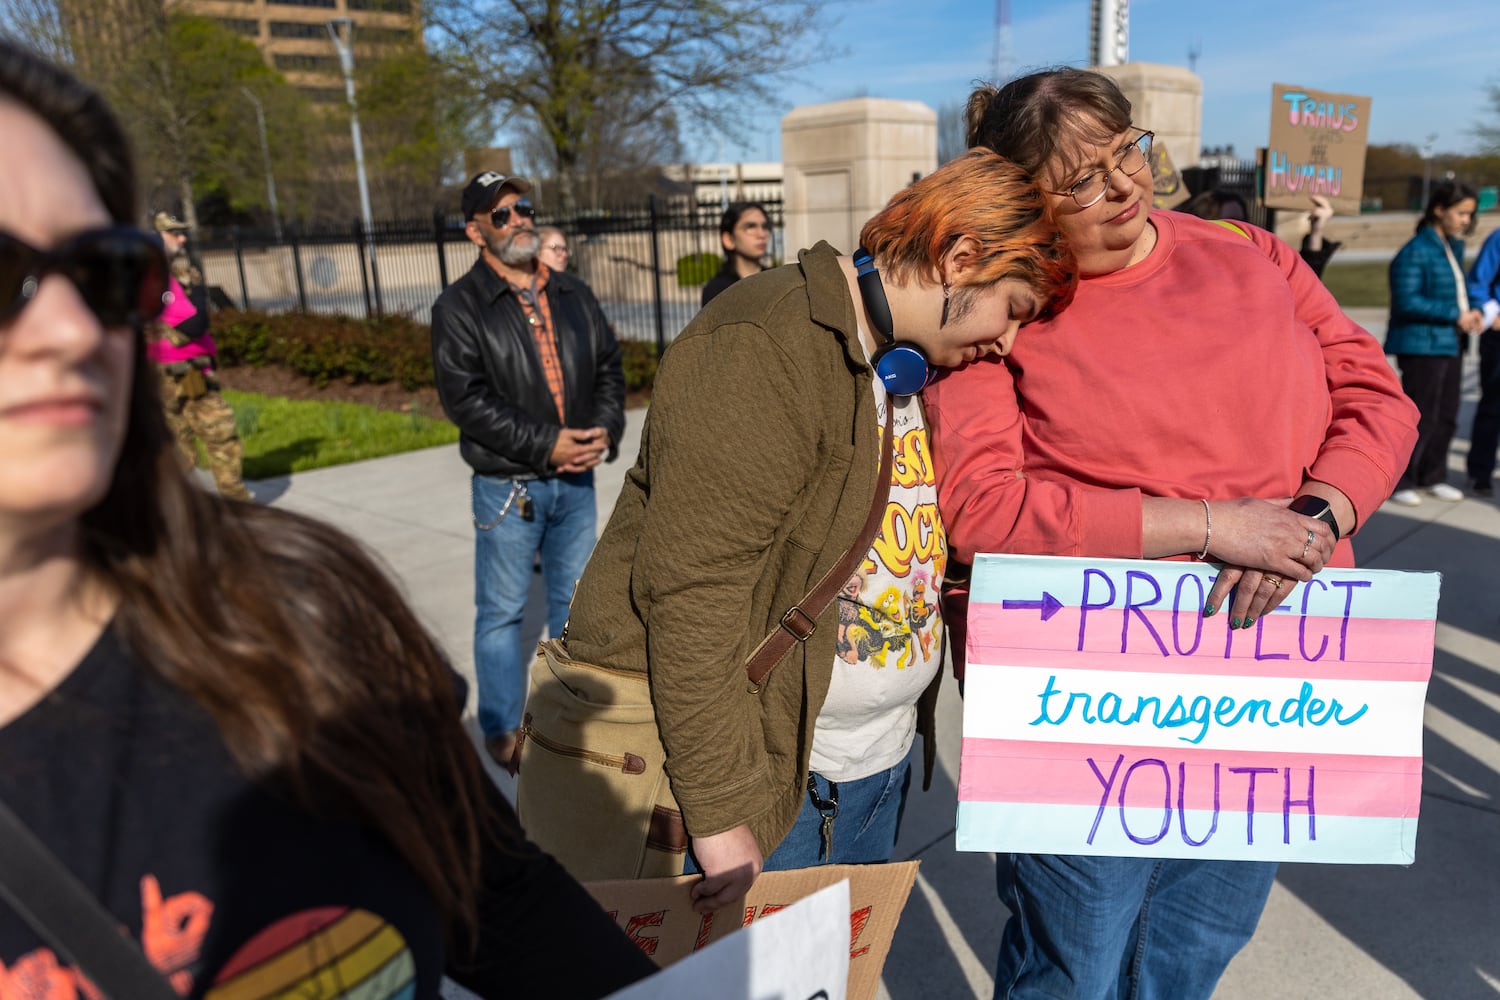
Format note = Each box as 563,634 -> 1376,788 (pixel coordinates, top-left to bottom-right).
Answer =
671,0 -> 1498,165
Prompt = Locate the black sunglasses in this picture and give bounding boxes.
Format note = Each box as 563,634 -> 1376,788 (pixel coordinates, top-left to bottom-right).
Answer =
490,199 -> 536,228
0,226 -> 168,328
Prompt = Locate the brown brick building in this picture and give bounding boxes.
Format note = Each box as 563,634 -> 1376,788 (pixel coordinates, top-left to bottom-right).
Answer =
182,0 -> 418,102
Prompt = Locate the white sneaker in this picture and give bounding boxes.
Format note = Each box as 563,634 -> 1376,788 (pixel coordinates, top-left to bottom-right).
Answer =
1389,489 -> 1422,507
1426,483 -> 1465,502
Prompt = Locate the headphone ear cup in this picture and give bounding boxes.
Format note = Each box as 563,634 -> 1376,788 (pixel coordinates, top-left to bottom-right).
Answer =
870,341 -> 932,396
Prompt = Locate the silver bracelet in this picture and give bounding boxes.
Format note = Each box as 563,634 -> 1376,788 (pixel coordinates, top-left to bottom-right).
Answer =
1197,499 -> 1212,560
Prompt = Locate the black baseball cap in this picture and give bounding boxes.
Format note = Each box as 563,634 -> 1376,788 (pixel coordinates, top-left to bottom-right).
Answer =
461,171 -> 532,220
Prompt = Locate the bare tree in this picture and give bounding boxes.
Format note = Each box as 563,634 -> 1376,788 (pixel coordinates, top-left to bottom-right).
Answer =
936,99 -> 968,166
1476,79 -> 1500,156
427,0 -> 835,214
355,41 -> 498,217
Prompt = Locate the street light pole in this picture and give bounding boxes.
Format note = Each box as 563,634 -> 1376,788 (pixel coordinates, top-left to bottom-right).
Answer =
1422,133 -> 1437,210
240,87 -> 283,241
327,16 -> 381,313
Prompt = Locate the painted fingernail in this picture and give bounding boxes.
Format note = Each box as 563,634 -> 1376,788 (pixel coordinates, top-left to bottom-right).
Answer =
1202,602 -> 1216,617
1243,616 -> 1256,629
1230,617 -> 1242,629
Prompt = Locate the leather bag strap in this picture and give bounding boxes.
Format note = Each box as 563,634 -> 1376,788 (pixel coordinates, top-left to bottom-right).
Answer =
744,401 -> 896,686
0,797 -> 178,999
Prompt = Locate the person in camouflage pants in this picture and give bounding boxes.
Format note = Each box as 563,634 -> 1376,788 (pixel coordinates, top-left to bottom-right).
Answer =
152,212 -> 251,501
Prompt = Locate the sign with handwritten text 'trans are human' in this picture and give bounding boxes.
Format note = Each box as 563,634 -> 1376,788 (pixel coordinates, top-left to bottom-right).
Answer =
1263,82 -> 1372,215
956,555 -> 1439,865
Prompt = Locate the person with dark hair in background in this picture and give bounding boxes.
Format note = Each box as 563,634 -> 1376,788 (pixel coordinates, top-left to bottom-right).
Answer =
931,67 -> 1418,1000
1466,225 -> 1500,496
431,172 -> 625,774
1385,180 -> 1484,506
0,41 -> 654,999
700,200 -> 771,305
1180,187 -> 1248,222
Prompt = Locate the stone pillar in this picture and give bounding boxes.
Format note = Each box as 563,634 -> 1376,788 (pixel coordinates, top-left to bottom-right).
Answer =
1092,62 -> 1202,169
781,99 -> 937,256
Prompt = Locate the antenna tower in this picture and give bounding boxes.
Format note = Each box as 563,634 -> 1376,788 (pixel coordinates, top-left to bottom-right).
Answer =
992,0 -> 1014,83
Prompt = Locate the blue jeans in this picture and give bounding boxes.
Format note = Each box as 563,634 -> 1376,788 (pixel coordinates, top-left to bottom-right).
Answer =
1467,331 -> 1500,487
472,471 -> 596,739
683,749 -> 912,874
993,854 -> 1276,1000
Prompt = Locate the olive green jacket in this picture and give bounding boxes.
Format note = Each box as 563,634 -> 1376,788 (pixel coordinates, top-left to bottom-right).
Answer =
566,242 -> 941,855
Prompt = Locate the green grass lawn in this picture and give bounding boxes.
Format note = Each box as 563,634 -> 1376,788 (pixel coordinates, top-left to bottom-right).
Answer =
1319,261 -> 1389,309
223,390 -> 458,480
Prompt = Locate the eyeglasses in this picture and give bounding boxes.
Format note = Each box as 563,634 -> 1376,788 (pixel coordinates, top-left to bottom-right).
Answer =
1049,131 -> 1154,209
1,226 -> 168,327
490,199 -> 536,228
543,244 -> 569,254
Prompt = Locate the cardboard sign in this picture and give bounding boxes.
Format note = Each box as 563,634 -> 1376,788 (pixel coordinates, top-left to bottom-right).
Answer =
1264,83 -> 1372,214
587,861 -> 919,1000
1149,142 -> 1190,210
956,555 -> 1438,865
604,880 -> 851,1000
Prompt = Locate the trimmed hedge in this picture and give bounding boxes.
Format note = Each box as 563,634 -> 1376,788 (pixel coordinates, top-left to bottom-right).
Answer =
676,252 -> 721,287
213,308 -> 659,395
215,309 -> 434,390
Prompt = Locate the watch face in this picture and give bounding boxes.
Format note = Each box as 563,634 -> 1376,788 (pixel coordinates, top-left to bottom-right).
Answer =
1289,496 -> 1338,539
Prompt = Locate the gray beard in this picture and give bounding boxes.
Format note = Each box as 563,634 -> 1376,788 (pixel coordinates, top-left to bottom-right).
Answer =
488,229 -> 538,266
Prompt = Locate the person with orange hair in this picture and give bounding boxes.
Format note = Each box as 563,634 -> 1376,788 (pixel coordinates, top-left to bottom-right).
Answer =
521,149 -> 1076,908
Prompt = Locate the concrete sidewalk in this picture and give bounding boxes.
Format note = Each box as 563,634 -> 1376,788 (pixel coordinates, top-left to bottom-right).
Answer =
257,308 -> 1500,999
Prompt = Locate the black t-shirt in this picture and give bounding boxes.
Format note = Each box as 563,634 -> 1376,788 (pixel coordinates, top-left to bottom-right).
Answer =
0,627 -> 656,999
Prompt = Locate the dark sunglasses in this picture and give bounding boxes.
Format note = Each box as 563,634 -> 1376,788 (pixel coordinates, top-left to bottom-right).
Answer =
1,226 -> 168,327
490,199 -> 536,228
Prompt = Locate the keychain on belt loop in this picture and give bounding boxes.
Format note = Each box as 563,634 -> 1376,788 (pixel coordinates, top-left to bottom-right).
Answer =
471,480 -> 535,530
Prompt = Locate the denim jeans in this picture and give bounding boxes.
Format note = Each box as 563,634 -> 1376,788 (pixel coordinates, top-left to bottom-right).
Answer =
993,854 -> 1277,1000
472,470 -> 596,739
1467,332 -> 1500,487
682,748 -> 912,874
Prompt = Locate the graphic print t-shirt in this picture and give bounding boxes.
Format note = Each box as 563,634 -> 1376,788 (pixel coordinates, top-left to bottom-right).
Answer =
0,627 -> 448,1000
809,379 -> 946,782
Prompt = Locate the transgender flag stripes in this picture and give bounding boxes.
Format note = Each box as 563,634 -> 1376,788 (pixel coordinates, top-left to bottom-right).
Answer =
954,555 -> 1439,865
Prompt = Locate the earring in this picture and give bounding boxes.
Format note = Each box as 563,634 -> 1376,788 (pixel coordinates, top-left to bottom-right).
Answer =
940,281 -> 951,328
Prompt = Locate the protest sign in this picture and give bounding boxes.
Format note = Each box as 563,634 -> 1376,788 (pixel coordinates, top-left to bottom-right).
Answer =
1263,83 -> 1372,214
956,555 -> 1438,865
604,880 -> 851,1000
587,861 -> 918,1000
1149,141 -> 1190,210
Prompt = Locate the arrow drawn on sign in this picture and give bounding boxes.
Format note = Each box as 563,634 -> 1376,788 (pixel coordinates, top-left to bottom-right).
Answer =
1002,592 -> 1064,622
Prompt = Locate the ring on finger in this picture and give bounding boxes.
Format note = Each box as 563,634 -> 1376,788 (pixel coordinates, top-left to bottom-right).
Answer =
1300,529 -> 1315,561
1264,575 -> 1283,589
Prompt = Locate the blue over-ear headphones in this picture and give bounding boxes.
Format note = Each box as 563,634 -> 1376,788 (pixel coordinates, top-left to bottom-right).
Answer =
854,247 -> 932,396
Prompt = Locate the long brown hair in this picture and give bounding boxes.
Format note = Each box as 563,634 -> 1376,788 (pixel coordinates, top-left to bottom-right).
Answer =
858,148 -> 1077,317
1,40 -> 501,939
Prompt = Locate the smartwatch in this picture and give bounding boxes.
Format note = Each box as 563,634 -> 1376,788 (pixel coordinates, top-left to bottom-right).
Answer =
1288,494 -> 1340,542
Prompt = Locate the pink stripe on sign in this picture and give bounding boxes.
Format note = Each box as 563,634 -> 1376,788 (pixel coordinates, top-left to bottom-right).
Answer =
967,606 -> 1433,682
958,738 -> 1423,819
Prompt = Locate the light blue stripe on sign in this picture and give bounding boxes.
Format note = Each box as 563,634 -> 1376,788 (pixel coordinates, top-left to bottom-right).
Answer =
955,801 -> 1417,865
968,554 -> 1441,622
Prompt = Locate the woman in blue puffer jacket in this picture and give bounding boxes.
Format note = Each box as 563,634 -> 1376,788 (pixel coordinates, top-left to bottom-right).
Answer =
1385,180 -> 1485,506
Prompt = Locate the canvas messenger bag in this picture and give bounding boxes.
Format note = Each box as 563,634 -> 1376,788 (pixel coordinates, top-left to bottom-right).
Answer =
515,405 -> 895,881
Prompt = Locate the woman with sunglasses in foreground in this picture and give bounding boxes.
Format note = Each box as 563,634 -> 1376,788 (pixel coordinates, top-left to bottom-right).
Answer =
925,68 -> 1419,999
0,43 -> 653,999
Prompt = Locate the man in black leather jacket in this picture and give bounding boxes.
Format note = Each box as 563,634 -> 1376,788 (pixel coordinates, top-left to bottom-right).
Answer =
431,172 -> 625,772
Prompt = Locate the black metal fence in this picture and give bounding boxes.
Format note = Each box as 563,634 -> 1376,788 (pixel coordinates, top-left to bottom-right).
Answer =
196,198 -> 785,349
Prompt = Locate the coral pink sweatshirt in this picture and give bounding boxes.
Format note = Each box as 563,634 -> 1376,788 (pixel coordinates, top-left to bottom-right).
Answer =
926,211 -> 1418,570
